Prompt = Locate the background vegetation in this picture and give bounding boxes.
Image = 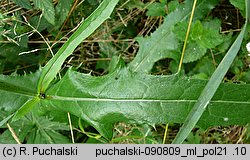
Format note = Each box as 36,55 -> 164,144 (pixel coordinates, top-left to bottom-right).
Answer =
0,0 -> 249,144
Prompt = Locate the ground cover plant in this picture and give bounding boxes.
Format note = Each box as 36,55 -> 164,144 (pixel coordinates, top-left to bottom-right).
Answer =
0,0 -> 250,144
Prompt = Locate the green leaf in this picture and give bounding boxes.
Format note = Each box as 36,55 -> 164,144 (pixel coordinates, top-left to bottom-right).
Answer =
129,0 -> 219,73
0,75 -> 36,96
12,0 -> 32,9
172,0 -> 250,144
18,35 -> 29,48
29,16 -> 51,32
0,124 -> 33,144
173,21 -> 189,40
87,0 -> 99,6
108,56 -> 126,73
33,0 -> 55,25
0,44 -> 23,66
183,42 -> 207,63
190,21 -> 203,41
124,0 -> 147,10
1,0 -> 249,144
12,96 -> 40,122
146,2 -> 166,17
168,0 -> 179,13
217,33 -> 233,53
0,115 -> 69,144
54,0 -> 74,28
174,19 -> 224,63
97,31 -> 119,71
43,68 -> 250,139
0,114 -> 14,128
191,56 -> 216,79
38,0 -> 119,93
0,116 -> 34,143
230,0 -> 246,17
198,19 -> 223,49
0,70 -> 40,121
26,116 -> 70,144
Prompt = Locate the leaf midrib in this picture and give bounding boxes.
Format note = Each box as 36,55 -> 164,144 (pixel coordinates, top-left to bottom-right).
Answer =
49,96 -> 250,105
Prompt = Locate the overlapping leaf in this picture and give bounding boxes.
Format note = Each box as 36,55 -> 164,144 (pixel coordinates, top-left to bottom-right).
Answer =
38,0 -> 120,93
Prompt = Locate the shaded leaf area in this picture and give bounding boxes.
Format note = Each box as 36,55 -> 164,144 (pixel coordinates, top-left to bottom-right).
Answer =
0,70 -> 70,144
33,0 -> 55,25
10,0 -> 74,37
0,115 -> 70,144
54,0 -> 74,28
0,43 -> 43,74
12,0 -> 32,10
146,1 -> 167,17
230,0 -> 246,17
44,68 -> 250,139
0,70 -> 40,113
129,0 -> 219,73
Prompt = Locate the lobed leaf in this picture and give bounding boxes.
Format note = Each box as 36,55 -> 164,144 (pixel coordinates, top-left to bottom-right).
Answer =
42,68 -> 250,139
1,0 -> 249,144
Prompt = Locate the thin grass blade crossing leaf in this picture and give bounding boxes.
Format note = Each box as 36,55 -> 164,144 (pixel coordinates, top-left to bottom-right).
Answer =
172,0 -> 250,144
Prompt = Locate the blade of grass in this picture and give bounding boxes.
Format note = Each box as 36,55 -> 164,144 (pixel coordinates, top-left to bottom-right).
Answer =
67,112 -> 75,144
162,123 -> 169,144
38,0 -> 119,93
0,114 -> 14,127
178,0 -> 198,72
172,0 -> 250,144
7,123 -> 21,144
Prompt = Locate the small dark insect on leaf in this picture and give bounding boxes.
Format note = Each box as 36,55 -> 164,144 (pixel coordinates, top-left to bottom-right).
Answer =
40,93 -> 46,99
